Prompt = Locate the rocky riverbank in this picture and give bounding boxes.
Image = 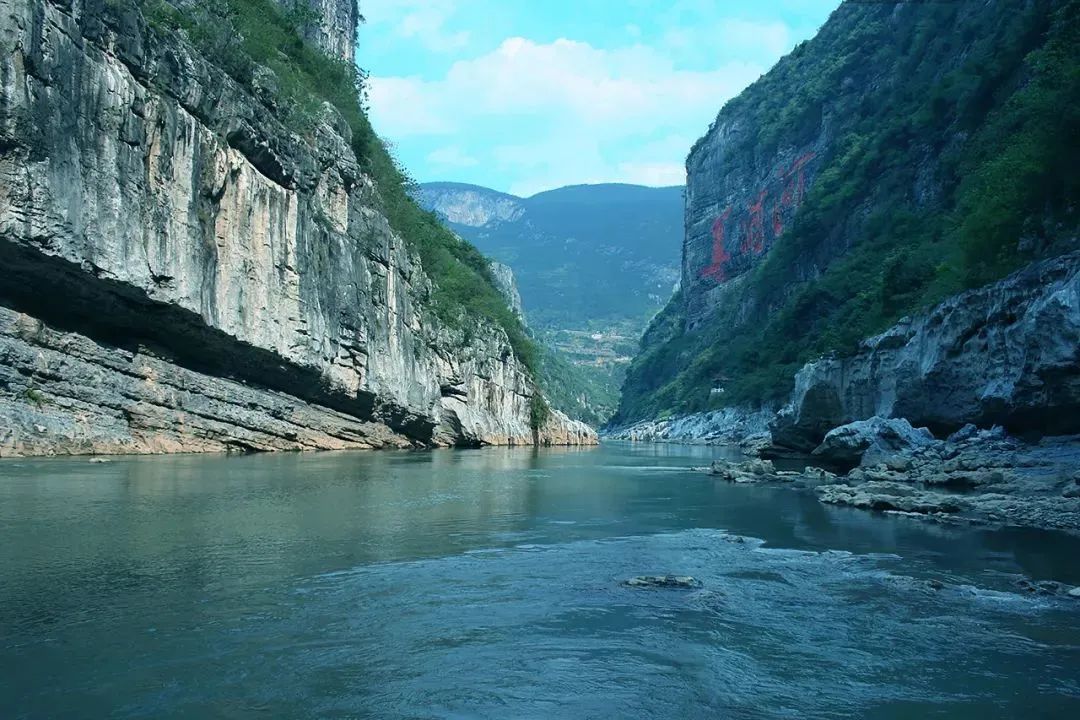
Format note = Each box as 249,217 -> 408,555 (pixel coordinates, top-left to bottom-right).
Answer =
603,251 -> 1080,531
702,418 -> 1080,533
602,407 -> 773,450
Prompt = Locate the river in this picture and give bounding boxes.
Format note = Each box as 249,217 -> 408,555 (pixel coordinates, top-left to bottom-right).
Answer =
1,443 -> 1078,718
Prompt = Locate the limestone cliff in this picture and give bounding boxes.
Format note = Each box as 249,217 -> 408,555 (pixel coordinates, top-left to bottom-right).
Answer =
0,0 -> 594,455
294,0 -> 358,61
417,183 -> 524,228
488,261 -> 525,323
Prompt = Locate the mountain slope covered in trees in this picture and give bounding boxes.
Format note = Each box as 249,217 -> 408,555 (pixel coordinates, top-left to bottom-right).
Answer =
417,182 -> 683,424
613,0 -> 1079,426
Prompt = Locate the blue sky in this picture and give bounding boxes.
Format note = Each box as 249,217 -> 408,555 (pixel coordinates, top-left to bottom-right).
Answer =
358,0 -> 841,197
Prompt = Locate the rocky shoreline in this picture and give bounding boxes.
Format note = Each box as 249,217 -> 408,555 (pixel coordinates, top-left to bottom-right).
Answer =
697,418 -> 1080,533
602,407 -> 774,452
604,251 -> 1080,533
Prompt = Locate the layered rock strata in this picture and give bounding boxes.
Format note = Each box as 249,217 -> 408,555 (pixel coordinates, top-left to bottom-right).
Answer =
0,0 -> 594,455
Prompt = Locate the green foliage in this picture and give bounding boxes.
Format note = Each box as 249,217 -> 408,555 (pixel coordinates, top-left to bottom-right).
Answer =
528,393 -> 551,432
19,387 -> 46,408
135,0 -> 539,374
536,345 -> 623,426
615,0 -> 1079,423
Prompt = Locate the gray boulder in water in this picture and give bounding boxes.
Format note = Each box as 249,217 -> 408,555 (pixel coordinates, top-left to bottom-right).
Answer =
623,575 -> 702,589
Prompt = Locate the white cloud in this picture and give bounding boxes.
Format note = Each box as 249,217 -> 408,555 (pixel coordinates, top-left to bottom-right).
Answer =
662,18 -> 791,61
719,19 -> 792,57
367,76 -> 453,135
399,7 -> 470,52
370,37 -> 764,135
616,162 -> 687,187
361,0 -> 470,53
427,145 -> 479,168
368,36 -> 762,193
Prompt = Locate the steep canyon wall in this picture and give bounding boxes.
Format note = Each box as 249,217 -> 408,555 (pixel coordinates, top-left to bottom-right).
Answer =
0,0 -> 593,455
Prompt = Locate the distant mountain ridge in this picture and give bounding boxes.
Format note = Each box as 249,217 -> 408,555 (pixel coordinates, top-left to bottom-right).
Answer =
414,181 -> 684,424
415,182 -> 683,328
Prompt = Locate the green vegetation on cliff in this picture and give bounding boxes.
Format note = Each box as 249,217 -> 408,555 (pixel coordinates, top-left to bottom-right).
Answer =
137,0 -> 539,374
614,0 -> 1079,424
415,182 -> 682,425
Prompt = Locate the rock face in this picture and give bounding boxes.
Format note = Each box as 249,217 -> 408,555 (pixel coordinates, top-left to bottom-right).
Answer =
295,0 -> 358,61
488,261 -> 525,323
684,119 -> 825,330
0,306 -> 411,455
773,253 -> 1080,450
810,417 -> 937,469
0,0 -> 594,455
603,406 -> 773,446
415,183 -> 524,228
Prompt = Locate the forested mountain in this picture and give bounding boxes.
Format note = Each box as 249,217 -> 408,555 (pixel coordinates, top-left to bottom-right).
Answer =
418,182 -> 682,328
417,182 -> 683,423
613,0 -> 1079,428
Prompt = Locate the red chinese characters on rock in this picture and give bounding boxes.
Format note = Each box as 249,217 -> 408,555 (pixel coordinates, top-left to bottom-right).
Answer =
699,151 -> 816,282
741,190 -> 767,256
700,208 -> 732,281
772,151 -> 815,238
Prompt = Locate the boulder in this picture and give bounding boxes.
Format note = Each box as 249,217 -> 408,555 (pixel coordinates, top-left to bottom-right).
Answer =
947,423 -> 979,444
771,253 -> 1080,450
811,417 -> 936,467
709,458 -> 776,483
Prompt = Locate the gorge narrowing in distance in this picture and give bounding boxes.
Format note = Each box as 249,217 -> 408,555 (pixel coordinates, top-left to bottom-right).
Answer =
1,1 -> 1079,717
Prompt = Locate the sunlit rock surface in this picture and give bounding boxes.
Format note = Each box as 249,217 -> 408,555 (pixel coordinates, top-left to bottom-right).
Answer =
0,0 -> 594,455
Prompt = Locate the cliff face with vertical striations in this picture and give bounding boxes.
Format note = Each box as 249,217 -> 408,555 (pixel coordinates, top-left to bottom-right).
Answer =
0,0 -> 594,456
682,118 -> 824,330
293,0 -> 358,61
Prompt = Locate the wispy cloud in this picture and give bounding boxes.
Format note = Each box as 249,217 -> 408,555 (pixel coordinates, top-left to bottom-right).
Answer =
362,0 -> 470,53
359,1 -> 840,193
427,145 -> 479,169
369,37 -> 762,194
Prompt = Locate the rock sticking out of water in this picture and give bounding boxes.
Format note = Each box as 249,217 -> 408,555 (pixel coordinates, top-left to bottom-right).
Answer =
707,458 -> 838,488
1015,579 -> 1080,598
623,575 -> 702,589
817,481 -> 964,515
